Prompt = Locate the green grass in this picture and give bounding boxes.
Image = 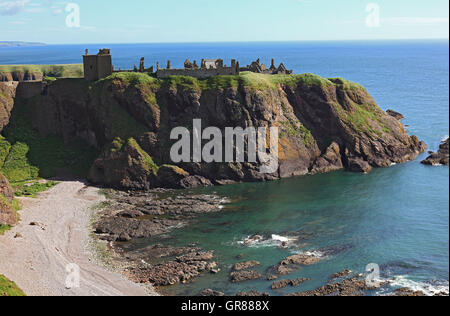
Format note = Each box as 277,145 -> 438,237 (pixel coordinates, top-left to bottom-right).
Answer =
0,275 -> 26,296
0,224 -> 12,235
43,76 -> 58,84
279,119 -> 314,146
107,71 -> 340,92
328,77 -> 366,91
127,138 -> 159,173
337,102 -> 390,138
12,180 -> 59,198
0,64 -> 83,78
104,72 -> 157,86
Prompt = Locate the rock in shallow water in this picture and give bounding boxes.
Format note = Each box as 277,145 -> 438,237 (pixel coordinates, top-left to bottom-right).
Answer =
230,270 -> 263,283
272,278 -> 310,289
233,260 -> 261,271
199,289 -> 225,297
422,138 -> 449,166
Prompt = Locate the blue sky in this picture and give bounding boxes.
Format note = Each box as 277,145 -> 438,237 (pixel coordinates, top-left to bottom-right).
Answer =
0,0 -> 449,44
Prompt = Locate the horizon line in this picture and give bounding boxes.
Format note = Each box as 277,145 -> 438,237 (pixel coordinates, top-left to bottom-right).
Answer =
3,38 -> 449,46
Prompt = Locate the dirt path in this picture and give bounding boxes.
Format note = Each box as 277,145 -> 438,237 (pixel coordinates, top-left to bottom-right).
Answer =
0,181 -> 155,296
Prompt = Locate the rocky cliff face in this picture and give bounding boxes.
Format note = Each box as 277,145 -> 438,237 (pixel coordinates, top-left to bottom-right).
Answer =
0,73 -> 427,189
0,173 -> 16,226
0,82 -> 18,132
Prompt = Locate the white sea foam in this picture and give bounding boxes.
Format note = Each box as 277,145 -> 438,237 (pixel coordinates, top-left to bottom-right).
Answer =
302,250 -> 325,258
441,135 -> 449,142
387,276 -> 449,296
271,234 -> 290,242
236,234 -> 299,248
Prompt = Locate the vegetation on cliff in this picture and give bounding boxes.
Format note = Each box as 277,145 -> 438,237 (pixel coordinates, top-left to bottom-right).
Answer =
105,71 -> 342,92
0,96 -> 98,187
0,71 -> 426,191
0,274 -> 26,296
0,64 -> 83,79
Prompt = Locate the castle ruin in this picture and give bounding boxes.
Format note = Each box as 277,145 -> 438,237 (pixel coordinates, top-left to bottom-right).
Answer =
83,49 -> 293,81
83,49 -> 113,81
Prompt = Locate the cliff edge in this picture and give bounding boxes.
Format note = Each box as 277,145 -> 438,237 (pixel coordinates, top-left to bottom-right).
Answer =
0,72 -> 427,190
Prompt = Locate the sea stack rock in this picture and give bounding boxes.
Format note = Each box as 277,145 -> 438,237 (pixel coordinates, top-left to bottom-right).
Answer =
422,138 -> 449,166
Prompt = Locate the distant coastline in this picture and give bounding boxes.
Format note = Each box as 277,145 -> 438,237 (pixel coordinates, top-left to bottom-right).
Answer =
0,42 -> 47,48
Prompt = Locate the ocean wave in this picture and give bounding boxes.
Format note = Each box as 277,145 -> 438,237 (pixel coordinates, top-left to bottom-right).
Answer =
386,276 -> 449,296
441,135 -> 449,142
236,234 -> 299,248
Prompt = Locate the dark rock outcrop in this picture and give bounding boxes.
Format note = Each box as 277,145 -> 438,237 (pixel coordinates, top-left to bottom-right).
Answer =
94,190 -> 224,242
310,142 -> 344,174
0,82 -> 18,132
232,261 -> 260,271
0,173 -> 14,203
199,289 -> 225,297
330,269 -> 353,279
392,288 -> 426,297
130,251 -> 216,286
272,278 -> 310,289
230,270 -> 263,283
289,276 -> 384,296
386,109 -> 405,120
422,138 -> 449,166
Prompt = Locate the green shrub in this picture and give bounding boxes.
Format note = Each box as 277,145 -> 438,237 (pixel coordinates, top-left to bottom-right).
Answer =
0,275 -> 26,296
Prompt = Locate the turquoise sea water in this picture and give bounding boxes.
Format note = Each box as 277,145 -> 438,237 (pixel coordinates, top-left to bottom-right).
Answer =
1,40 -> 448,295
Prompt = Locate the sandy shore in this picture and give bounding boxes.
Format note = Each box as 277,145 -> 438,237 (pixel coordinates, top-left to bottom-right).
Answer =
0,180 -> 156,296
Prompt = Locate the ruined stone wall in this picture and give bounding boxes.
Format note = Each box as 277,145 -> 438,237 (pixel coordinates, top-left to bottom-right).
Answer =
157,67 -> 238,79
97,55 -> 113,80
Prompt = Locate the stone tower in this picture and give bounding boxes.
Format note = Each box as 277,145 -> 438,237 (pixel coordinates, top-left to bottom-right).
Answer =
83,49 -> 113,81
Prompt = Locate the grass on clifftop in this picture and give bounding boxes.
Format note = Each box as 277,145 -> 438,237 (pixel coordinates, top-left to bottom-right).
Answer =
0,64 -> 83,78
106,71 -> 348,91
0,275 -> 26,296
